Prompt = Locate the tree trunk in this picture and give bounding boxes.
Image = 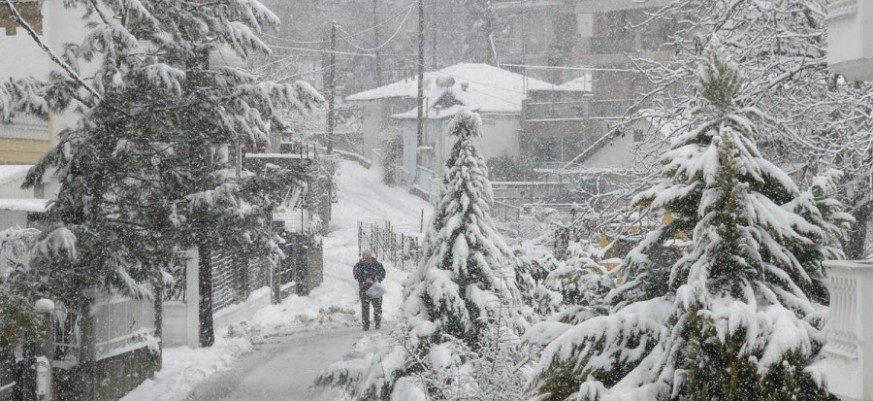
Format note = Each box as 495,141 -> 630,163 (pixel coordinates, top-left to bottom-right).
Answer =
847,204 -> 871,260
154,271 -> 164,365
198,240 -> 215,347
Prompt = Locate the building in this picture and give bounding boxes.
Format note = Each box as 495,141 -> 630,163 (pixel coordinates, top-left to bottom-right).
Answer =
494,0 -> 673,153
489,0 -> 677,206
345,63 -> 557,199
0,0 -> 86,164
821,3 -> 873,401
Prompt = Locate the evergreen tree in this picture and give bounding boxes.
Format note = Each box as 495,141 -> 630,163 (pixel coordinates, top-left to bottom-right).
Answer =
316,109 -> 521,400
5,0 -> 321,346
512,246 -> 562,326
527,40 -> 848,401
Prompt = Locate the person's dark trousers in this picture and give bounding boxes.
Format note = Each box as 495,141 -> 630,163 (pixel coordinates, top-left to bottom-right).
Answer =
360,292 -> 383,330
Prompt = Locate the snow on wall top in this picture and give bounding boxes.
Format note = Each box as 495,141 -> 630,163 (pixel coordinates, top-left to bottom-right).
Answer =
0,198 -> 48,213
346,63 -> 557,116
555,75 -> 593,92
0,165 -> 32,185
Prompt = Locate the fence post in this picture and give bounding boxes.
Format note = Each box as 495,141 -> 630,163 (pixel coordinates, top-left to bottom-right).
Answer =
357,222 -> 362,257
185,248 -> 200,349
24,299 -> 55,401
79,298 -> 97,401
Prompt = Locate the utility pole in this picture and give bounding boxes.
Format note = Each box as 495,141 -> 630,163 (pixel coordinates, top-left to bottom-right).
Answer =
327,21 -> 337,154
521,0 -> 528,94
431,0 -> 437,69
372,0 -> 383,85
416,0 -> 425,149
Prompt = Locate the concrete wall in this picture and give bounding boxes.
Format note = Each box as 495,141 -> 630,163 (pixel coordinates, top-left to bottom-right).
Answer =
352,98 -> 419,163
580,127 -> 640,170
54,347 -> 159,401
0,210 -> 26,231
477,115 -> 521,161
401,113 -> 522,181
161,250 -> 200,348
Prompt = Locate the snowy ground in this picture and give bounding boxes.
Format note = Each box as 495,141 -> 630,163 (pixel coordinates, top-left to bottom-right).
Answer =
121,161 -> 432,401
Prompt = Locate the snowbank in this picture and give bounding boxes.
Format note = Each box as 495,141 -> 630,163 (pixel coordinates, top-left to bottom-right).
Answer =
119,336 -> 252,401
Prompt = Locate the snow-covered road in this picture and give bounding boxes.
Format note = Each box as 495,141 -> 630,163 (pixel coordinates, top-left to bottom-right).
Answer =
186,327 -> 364,401
183,161 -> 432,400
121,161 -> 431,401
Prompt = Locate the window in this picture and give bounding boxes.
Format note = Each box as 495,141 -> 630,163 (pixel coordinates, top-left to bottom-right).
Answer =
0,1 -> 42,36
592,10 -> 633,54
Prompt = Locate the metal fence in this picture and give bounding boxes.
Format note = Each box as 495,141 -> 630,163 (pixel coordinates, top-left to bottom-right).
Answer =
491,181 -> 570,205
211,250 -> 271,312
49,294 -> 157,366
92,297 -> 156,361
357,221 -> 424,271
51,304 -> 81,366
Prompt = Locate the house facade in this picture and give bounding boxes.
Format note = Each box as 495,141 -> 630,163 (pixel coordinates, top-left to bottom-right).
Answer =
345,63 -> 557,199
0,0 -> 86,164
494,0 -> 675,193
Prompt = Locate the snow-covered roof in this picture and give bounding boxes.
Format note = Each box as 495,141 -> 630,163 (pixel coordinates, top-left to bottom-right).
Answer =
0,198 -> 49,213
554,76 -> 593,92
347,63 -> 557,118
0,165 -> 32,185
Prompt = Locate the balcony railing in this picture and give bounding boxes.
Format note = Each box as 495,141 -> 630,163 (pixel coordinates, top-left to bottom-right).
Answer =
0,114 -> 49,141
821,260 -> 873,400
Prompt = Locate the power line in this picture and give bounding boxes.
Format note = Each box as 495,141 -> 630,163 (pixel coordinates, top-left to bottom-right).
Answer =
332,3 -> 416,40
262,33 -> 327,45
274,62 -> 342,83
500,63 -> 637,73
335,4 -> 415,52
269,45 -> 376,58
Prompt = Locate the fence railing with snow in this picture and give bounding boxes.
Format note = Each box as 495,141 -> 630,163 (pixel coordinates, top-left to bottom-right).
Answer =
357,221 -> 424,271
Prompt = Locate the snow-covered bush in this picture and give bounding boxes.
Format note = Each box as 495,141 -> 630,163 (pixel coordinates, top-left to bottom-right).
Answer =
527,40 -> 849,401
546,241 -> 612,308
316,109 -> 525,400
512,246 -> 562,327
0,227 -> 40,285
0,292 -> 39,348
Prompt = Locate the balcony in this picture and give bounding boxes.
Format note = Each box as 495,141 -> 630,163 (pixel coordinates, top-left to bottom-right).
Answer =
0,113 -> 50,141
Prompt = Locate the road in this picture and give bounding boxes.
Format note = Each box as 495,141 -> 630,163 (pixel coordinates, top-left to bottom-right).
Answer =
186,326 -> 367,401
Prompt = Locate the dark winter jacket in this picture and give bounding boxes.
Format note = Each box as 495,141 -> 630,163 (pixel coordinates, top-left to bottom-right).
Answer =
353,259 -> 385,291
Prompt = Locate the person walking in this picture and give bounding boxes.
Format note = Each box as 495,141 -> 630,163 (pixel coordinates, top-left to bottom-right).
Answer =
353,250 -> 385,331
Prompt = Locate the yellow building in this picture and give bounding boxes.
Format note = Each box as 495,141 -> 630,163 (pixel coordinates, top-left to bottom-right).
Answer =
1,0 -> 79,164
0,114 -> 52,164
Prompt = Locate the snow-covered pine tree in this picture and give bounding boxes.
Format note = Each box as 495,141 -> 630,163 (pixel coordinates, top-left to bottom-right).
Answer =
9,0 -> 321,344
316,109 -> 521,400
527,40 -> 848,401
637,0 -> 873,260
